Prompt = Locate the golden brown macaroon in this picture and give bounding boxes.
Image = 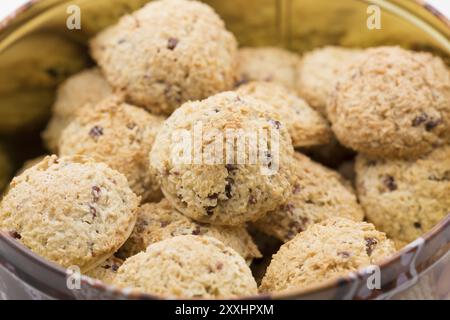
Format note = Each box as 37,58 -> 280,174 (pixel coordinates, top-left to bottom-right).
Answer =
355,145 -> 450,245
150,91 -> 295,225
42,68 -> 112,152
236,47 -> 301,90
253,153 -> 364,242
328,46 -> 450,159
90,0 -> 237,115
236,81 -> 332,148
59,96 -> 164,202
296,46 -> 363,115
260,218 -> 396,293
113,235 -> 258,298
0,155 -> 139,272
118,199 -> 261,263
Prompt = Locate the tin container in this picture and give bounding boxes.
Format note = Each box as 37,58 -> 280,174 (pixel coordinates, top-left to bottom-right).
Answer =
0,0 -> 449,300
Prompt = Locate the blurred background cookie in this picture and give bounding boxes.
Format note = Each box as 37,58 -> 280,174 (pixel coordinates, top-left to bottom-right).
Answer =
236,81 -> 332,148
42,68 -> 113,152
296,46 -> 363,115
236,47 -> 301,90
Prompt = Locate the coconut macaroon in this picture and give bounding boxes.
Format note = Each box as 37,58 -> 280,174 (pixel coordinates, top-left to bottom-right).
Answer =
113,235 -> 258,298
260,218 -> 396,293
0,155 -> 139,272
296,46 -> 362,115
253,153 -> 364,242
42,68 -> 112,152
236,81 -> 332,148
118,199 -> 261,263
90,0 -> 237,115
150,91 -> 295,226
59,96 -> 164,202
236,47 -> 301,90
355,145 -> 450,246
328,46 -> 450,159
85,256 -> 123,285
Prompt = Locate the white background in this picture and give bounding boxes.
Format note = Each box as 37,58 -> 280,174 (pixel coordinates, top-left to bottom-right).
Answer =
0,0 -> 450,21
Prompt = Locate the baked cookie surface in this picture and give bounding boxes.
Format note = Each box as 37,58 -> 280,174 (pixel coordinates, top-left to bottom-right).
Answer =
328,46 -> 450,159
0,155 -> 139,272
254,153 -> 364,242
355,145 -> 450,244
42,68 -> 112,152
91,0 -> 237,115
59,96 -> 164,202
296,46 -> 362,115
118,199 -> 261,263
260,217 -> 395,293
236,47 -> 301,90
236,81 -> 332,148
150,91 -> 295,225
113,235 -> 258,298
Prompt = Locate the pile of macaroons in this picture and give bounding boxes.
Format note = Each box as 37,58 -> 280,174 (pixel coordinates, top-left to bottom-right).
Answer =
1,0 -> 450,299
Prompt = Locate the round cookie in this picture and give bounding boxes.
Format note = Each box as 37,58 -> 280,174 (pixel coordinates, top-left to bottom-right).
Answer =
296,46 -> 362,115
253,153 -> 364,242
328,46 -> 450,159
90,0 -> 237,115
85,256 -> 123,285
118,199 -> 261,263
59,96 -> 164,202
150,91 -> 295,225
236,81 -> 332,148
113,235 -> 258,298
236,47 -> 301,90
260,217 -> 396,293
42,68 -> 112,152
355,145 -> 450,245
0,155 -> 139,272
